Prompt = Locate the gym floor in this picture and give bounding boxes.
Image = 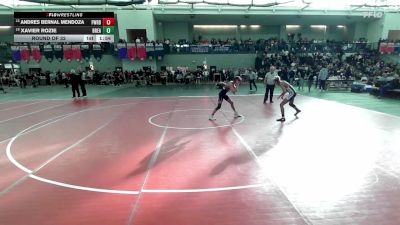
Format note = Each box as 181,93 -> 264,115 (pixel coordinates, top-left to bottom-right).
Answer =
0,84 -> 400,225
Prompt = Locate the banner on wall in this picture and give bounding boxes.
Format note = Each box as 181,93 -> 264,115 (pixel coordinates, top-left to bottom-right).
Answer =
81,44 -> 90,61
190,45 -> 209,53
212,44 -> 232,53
396,43 -> 400,53
127,43 -> 137,60
155,43 -> 164,60
31,45 -> 41,62
117,43 -> 127,59
20,46 -> 30,62
63,45 -> 72,61
11,46 -> 21,62
145,42 -> 155,60
43,44 -> 54,62
137,43 -> 146,61
54,44 -> 63,62
72,45 -> 82,61
379,42 -> 400,54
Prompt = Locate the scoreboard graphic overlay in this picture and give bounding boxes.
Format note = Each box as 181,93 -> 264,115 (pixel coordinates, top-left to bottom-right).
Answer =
14,12 -> 115,43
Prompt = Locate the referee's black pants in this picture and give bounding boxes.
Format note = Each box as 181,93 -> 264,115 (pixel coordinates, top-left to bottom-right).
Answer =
264,84 -> 275,103
79,80 -> 87,96
72,82 -> 80,98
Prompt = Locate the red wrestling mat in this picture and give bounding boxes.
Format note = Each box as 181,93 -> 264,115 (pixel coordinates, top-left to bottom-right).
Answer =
1,96 -> 400,225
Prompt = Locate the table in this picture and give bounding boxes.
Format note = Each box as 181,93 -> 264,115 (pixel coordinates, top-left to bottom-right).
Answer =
326,79 -> 354,90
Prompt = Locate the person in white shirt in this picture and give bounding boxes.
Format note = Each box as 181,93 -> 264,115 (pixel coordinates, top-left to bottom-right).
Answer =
87,70 -> 93,82
318,64 -> 329,90
203,70 -> 209,80
264,66 -> 278,104
62,72 -> 69,88
79,70 -> 87,97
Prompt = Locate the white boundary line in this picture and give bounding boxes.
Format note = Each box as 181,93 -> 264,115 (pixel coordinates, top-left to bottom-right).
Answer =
0,114 -> 70,145
148,109 -> 245,130
0,101 -> 14,105
4,95 -> 396,197
143,184 -> 266,193
30,175 -> 139,195
32,115 -> 121,173
5,94 -> 265,102
0,102 -> 139,145
11,94 -> 399,119
99,94 -> 400,119
213,98 -> 312,225
5,103 -> 139,195
0,98 -> 224,146
4,100 -> 264,195
0,101 -> 45,112
0,102 -> 67,124
0,100 -> 40,105
229,122 -> 311,225
3,92 -> 399,119
126,103 -> 174,225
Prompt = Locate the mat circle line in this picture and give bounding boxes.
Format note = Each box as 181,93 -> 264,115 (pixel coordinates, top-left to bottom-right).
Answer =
148,109 -> 245,130
7,103 -> 262,195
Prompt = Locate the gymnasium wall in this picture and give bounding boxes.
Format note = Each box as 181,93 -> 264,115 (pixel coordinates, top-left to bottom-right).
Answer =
238,26 -> 281,40
115,10 -> 158,72
381,13 -> 400,40
157,54 -> 256,71
353,22 -> 368,40
326,26 -> 353,41
18,53 -> 257,73
19,55 -> 122,73
116,10 -> 156,41
192,26 -> 238,42
161,22 -> 191,42
366,18 -> 384,42
285,25 -> 351,41
5,9 -> 390,74
192,25 -> 281,41
364,13 -> 400,41
0,15 -> 13,42
0,28 -> 13,42
162,24 -> 352,42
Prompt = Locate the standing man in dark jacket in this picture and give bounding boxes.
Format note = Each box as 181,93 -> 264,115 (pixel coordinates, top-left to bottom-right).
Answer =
70,69 -> 80,98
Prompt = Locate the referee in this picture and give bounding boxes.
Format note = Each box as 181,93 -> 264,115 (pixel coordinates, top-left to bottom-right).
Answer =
264,66 -> 278,104
70,69 -> 80,98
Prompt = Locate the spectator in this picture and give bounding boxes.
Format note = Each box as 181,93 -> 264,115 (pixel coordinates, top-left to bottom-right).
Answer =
379,75 -> 400,98
62,72 -> 69,88
249,69 -> 258,92
318,64 -> 329,90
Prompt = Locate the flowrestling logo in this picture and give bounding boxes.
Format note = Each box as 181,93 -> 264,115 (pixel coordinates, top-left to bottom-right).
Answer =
363,11 -> 384,18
